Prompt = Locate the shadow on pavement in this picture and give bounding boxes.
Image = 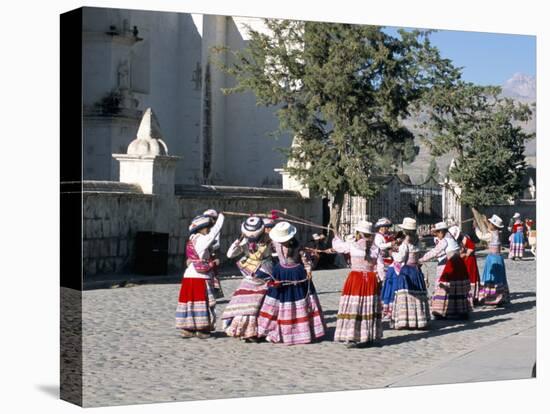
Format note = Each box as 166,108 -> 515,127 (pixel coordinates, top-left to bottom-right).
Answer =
377,317 -> 513,348
470,299 -> 536,322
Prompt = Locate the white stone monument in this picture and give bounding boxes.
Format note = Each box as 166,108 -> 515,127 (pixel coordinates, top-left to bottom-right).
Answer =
113,108 -> 180,195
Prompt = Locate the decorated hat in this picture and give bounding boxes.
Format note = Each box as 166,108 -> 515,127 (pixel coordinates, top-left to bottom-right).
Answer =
269,221 -> 297,243
203,209 -> 218,219
488,214 -> 504,229
241,216 -> 265,240
375,217 -> 392,229
513,212 -> 521,219
433,221 -> 448,231
448,225 -> 460,240
189,215 -> 211,234
398,217 -> 417,231
355,220 -> 374,235
262,217 -> 276,228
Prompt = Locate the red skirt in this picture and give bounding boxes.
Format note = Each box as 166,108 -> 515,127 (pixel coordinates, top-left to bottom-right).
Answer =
463,255 -> 480,285
175,277 -> 216,331
439,255 -> 470,283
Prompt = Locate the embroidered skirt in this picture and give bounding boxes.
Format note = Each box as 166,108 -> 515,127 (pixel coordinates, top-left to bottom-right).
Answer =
221,275 -> 269,338
334,270 -> 383,343
431,256 -> 472,318
390,265 -> 430,329
257,265 -> 325,345
175,277 -> 216,332
479,253 -> 510,306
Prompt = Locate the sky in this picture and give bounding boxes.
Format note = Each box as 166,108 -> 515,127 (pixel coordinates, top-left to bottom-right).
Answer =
385,27 -> 536,86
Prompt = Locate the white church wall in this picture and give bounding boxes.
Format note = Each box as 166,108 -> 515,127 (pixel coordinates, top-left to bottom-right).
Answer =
222,17 -> 291,187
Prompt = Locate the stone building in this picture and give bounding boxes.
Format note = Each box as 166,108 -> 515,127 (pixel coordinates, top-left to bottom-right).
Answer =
82,7 -> 289,187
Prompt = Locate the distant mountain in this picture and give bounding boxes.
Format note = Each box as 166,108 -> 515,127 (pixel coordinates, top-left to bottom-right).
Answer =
501,72 -> 536,101
401,73 -> 536,183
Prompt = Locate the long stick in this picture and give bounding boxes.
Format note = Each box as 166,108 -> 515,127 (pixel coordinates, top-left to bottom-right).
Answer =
221,210 -> 331,232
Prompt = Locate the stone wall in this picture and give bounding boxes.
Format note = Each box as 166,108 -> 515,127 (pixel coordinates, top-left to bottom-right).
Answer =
83,183 -> 322,277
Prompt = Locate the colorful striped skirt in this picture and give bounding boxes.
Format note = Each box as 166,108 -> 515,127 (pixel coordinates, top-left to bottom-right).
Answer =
509,232 -> 524,259
479,253 -> 510,306
381,266 -> 398,319
175,277 -> 216,332
390,265 -> 430,329
334,270 -> 382,344
221,276 -> 269,338
257,265 -> 325,345
431,256 -> 472,319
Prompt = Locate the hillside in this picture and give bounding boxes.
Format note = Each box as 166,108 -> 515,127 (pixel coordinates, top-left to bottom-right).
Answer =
402,73 -> 536,183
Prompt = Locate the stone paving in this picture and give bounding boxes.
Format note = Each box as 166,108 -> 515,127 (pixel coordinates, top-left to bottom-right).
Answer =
81,254 -> 536,407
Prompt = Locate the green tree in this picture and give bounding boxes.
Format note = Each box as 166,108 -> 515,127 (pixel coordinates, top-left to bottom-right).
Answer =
420,82 -> 534,208
214,20 -> 460,230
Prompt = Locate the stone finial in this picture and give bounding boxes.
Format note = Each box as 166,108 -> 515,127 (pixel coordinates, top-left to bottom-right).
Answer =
127,108 -> 169,156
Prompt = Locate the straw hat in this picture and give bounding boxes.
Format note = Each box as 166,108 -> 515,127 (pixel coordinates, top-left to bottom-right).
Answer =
374,217 -> 392,229
269,221 -> 297,243
398,217 -> 417,231
241,216 -> 265,240
488,214 -> 504,229
433,221 -> 448,231
355,220 -> 374,235
188,215 -> 211,234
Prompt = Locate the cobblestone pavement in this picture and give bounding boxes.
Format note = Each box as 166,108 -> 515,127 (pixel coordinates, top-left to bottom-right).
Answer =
82,255 -> 536,407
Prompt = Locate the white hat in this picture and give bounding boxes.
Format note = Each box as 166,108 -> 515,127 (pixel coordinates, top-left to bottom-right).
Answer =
513,212 -> 521,219
241,216 -> 265,240
433,221 -> 448,231
445,237 -> 461,254
345,234 -> 355,242
312,233 -> 321,241
375,217 -> 392,229
488,214 -> 504,229
448,225 -> 460,240
203,209 -> 218,219
189,215 -> 211,234
355,220 -> 374,235
269,221 -> 297,243
398,217 -> 417,231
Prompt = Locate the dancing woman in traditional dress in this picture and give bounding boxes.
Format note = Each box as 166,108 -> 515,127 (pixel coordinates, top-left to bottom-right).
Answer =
331,220 -> 383,347
475,214 -> 510,306
222,216 -> 273,341
257,222 -> 326,345
508,213 -> 526,260
419,222 -> 471,320
202,209 -> 224,299
176,212 -> 225,338
449,225 -> 480,307
390,218 -> 430,329
375,218 -> 397,319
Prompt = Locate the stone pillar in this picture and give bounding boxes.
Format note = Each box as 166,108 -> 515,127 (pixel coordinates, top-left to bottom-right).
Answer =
113,108 -> 180,234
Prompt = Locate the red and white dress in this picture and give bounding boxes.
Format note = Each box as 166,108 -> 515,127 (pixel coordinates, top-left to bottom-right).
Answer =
332,236 -> 383,344
175,214 -> 224,332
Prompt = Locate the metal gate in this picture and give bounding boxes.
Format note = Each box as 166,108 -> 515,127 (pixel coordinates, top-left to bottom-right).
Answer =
366,175 -> 442,235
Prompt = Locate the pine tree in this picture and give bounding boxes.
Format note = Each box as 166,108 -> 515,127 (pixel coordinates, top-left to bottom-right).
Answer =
420,82 -> 534,208
214,20 -> 460,231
